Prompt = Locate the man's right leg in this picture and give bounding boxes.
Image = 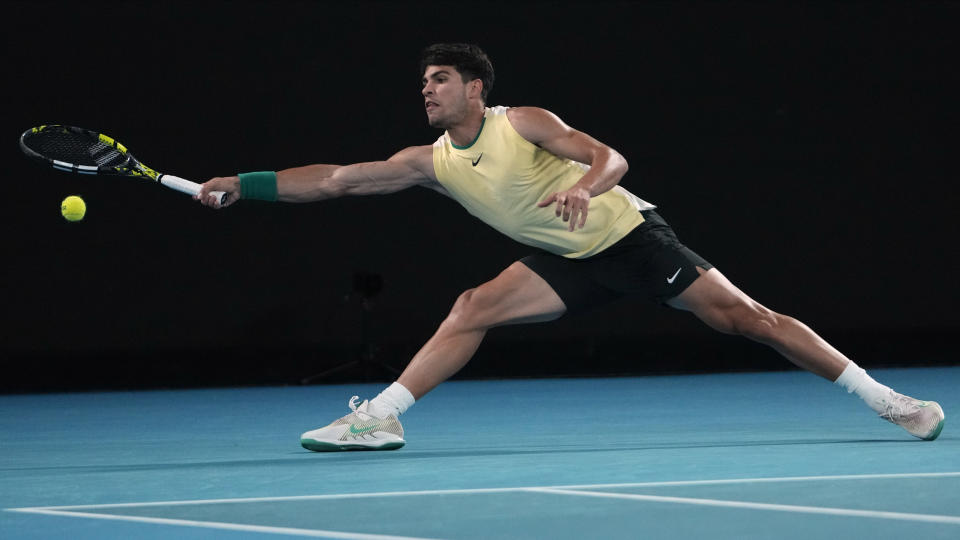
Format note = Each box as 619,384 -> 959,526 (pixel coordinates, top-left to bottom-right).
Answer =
300,261 -> 567,451
397,261 -> 567,399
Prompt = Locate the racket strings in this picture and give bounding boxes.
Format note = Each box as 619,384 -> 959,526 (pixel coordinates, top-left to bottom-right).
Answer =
88,141 -> 124,166
26,130 -> 126,168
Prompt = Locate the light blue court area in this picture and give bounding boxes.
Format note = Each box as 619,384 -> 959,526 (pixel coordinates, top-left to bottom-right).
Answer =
2,368 -> 958,539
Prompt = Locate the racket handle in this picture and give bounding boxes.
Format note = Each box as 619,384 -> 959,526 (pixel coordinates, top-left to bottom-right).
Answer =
159,174 -> 228,205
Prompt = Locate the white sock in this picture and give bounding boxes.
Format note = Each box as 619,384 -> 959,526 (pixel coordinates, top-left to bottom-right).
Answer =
367,382 -> 415,418
834,361 -> 894,414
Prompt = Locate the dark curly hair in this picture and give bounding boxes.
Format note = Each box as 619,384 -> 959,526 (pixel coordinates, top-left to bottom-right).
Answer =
419,43 -> 495,102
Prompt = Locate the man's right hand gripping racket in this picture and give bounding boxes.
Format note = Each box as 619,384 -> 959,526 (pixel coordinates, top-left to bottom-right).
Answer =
19,125 -> 226,204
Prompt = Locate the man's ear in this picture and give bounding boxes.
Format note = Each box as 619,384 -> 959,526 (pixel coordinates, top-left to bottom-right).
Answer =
469,79 -> 483,99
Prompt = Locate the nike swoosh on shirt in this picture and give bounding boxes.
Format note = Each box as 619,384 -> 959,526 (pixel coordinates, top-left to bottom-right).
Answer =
666,268 -> 682,284
472,153 -> 483,166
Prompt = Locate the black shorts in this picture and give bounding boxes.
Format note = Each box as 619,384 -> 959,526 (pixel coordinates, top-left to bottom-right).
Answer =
520,210 -> 713,315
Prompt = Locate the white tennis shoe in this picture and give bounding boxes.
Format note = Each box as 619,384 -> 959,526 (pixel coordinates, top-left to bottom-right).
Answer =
878,391 -> 945,441
300,396 -> 405,452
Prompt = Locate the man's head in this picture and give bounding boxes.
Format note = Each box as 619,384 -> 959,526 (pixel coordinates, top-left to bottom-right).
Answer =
420,43 -> 495,128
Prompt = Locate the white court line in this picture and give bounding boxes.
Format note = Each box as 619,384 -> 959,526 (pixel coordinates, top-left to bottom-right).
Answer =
6,472 -> 959,536
8,508 -> 437,540
551,471 -> 960,491
6,486 -> 528,511
10,471 -> 960,511
530,487 -> 960,525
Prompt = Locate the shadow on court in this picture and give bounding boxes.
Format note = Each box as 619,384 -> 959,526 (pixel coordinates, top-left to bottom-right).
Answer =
2,437 -> 924,477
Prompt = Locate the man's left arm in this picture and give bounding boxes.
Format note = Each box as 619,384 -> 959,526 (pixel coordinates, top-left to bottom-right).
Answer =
506,107 -> 628,231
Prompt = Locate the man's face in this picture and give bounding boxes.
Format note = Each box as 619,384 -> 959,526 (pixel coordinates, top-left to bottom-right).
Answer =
422,65 -> 472,129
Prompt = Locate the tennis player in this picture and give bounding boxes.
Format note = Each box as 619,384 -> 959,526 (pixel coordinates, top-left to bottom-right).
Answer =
198,43 -> 944,450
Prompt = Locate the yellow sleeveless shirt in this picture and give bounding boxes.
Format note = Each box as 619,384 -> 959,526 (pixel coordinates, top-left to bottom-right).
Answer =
432,106 -> 654,259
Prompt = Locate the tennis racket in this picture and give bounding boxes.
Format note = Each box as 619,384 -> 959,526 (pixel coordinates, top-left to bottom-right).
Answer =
19,125 -> 226,204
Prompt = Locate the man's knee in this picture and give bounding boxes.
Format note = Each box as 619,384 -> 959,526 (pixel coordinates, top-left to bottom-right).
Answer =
729,304 -> 785,344
446,287 -> 496,330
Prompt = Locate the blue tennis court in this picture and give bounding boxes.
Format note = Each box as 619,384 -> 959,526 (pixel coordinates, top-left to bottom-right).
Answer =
3,367 -> 957,539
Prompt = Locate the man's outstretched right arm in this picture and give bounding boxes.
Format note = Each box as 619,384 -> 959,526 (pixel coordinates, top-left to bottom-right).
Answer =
196,145 -> 436,208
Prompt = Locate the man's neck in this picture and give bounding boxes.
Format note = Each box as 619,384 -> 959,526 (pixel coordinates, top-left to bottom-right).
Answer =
446,106 -> 486,148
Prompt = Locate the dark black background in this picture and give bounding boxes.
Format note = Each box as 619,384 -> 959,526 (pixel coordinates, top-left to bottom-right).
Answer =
2,1 -> 957,391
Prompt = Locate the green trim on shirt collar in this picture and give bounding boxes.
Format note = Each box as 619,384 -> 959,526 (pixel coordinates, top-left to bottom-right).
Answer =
451,116 -> 486,150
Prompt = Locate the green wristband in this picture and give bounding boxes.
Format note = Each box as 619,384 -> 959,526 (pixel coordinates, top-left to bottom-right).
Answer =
238,171 -> 278,201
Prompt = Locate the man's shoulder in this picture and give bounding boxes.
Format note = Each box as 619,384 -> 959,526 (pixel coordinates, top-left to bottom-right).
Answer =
504,106 -> 564,144
388,144 -> 438,182
504,106 -> 553,124
394,144 -> 435,157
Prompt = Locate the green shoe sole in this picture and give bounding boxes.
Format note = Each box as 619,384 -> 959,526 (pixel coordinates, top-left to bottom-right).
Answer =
923,419 -> 945,441
301,439 -> 405,452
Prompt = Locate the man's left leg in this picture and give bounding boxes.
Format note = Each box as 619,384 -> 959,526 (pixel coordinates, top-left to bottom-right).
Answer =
667,267 -> 944,440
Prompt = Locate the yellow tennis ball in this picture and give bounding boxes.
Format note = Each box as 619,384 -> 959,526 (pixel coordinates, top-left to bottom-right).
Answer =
61,195 -> 86,222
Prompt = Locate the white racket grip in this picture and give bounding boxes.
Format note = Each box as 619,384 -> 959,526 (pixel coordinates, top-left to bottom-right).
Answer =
159,174 -> 227,205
